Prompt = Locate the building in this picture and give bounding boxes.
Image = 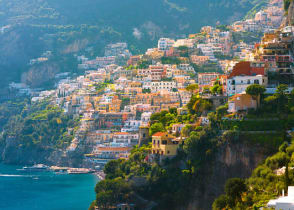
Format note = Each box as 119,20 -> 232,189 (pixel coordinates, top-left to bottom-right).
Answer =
127,55 -> 141,66
151,132 -> 181,159
198,73 -> 220,91
228,93 -> 257,113
268,186 -> 294,210
172,124 -> 186,135
121,120 -> 141,132
150,81 -> 176,93
158,38 -> 175,51
113,132 -> 139,145
93,147 -> 131,159
190,55 -> 210,66
227,61 -> 267,96
227,74 -> 267,96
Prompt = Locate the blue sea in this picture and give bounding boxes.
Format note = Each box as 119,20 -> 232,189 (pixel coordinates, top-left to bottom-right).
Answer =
0,163 -> 99,210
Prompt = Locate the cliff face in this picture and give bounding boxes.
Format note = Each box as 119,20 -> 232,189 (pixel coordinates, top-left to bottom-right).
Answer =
284,0 -> 294,26
0,137 -> 89,168
186,142 -> 269,210
21,62 -> 60,88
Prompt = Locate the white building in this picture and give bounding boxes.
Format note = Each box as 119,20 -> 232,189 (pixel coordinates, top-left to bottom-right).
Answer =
227,75 -> 268,96
121,120 -> 141,132
150,81 -> 176,93
158,38 -> 175,51
141,112 -> 152,126
268,186 -> 294,210
113,132 -> 139,145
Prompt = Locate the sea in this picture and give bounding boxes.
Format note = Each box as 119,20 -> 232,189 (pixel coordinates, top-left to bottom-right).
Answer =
0,163 -> 99,210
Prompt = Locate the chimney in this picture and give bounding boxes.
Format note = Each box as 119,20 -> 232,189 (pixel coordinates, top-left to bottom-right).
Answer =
282,189 -> 285,197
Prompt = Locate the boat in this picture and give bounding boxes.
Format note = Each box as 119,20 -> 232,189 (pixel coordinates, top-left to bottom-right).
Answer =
22,164 -> 49,171
67,168 -> 94,174
49,166 -> 69,174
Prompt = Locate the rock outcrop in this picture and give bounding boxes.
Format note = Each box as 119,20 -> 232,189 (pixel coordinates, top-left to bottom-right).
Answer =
186,141 -> 270,210
284,0 -> 294,26
21,62 -> 60,88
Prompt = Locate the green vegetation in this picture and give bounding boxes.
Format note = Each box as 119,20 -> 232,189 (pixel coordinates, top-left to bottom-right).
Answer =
244,0 -> 269,19
213,85 -> 294,208
120,97 -> 130,111
213,140 -> 294,209
216,24 -> 230,32
0,97 -> 29,130
232,31 -> 264,44
0,0 -> 266,89
284,0 -> 292,12
214,52 -> 233,60
0,99 -> 79,149
246,84 -> 266,108
137,60 -> 152,69
161,57 -> 182,65
92,84 -> 294,209
210,81 -> 223,95
191,63 -> 223,73
177,46 -> 189,57
187,95 -> 213,115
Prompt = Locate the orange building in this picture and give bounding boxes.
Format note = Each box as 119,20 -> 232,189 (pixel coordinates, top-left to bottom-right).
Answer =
228,93 -> 257,113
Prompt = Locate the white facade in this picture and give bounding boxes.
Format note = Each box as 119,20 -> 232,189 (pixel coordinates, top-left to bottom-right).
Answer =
158,38 -> 175,51
113,132 -> 139,145
150,81 -> 176,93
121,120 -> 141,132
227,75 -> 268,96
141,112 -> 152,126
268,186 -> 294,210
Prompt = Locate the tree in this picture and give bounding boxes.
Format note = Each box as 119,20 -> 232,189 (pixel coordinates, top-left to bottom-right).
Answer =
104,159 -> 124,179
216,104 -> 228,121
95,178 -> 131,209
212,194 -> 229,210
225,178 -> 247,203
192,98 -> 212,114
275,84 -> 289,114
185,84 -> 198,95
149,122 -> 165,136
245,84 -> 266,108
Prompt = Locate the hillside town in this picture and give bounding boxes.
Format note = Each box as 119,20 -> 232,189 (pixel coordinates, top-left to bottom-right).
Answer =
12,0 -> 294,171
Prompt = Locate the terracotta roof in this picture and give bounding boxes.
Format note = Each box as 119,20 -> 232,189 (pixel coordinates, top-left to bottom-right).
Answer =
228,61 -> 251,78
228,61 -> 264,79
113,132 -> 130,135
152,132 -> 168,137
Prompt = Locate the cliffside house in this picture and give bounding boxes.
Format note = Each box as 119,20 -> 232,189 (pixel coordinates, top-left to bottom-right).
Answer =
228,93 -> 257,113
151,132 -> 182,160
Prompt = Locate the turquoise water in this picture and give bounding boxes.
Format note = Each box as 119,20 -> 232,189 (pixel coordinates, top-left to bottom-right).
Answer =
0,163 -> 99,210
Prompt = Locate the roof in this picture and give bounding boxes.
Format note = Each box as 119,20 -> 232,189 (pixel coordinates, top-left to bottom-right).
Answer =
113,132 -> 130,135
152,132 -> 168,137
228,61 -> 265,79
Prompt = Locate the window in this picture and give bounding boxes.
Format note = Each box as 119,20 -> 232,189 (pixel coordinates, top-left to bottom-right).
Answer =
162,140 -> 167,145
254,80 -> 259,84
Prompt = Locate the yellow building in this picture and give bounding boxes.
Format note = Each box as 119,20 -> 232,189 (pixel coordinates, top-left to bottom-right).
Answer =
109,97 -> 122,113
151,132 -> 181,157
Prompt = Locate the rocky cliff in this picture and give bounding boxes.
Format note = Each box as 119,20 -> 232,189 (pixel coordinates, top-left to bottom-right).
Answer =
284,0 -> 294,26
21,62 -> 60,88
186,141 -> 270,210
0,136 -> 89,167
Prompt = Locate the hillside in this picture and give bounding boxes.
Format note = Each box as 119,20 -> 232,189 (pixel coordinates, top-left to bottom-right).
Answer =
0,0 -> 266,88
